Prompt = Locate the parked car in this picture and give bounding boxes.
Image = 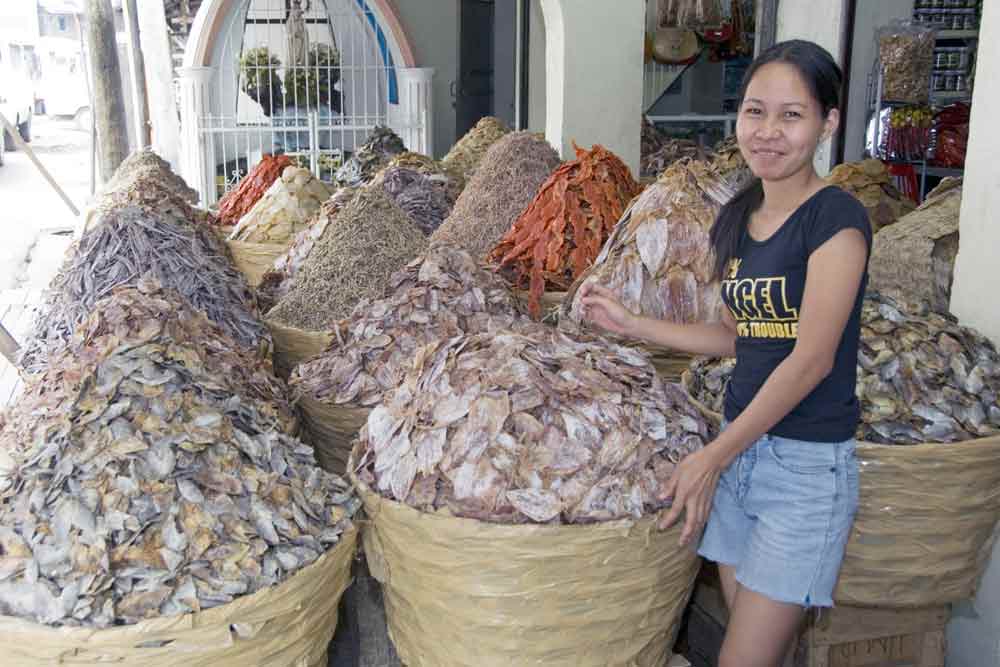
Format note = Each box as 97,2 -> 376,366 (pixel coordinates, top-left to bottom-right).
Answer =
0,64 -> 34,151
36,37 -> 90,130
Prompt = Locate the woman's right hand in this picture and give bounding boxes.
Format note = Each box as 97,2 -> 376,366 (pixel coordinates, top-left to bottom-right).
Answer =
578,283 -> 637,338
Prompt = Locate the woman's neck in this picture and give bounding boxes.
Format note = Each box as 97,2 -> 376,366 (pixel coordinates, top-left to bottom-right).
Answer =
758,167 -> 826,217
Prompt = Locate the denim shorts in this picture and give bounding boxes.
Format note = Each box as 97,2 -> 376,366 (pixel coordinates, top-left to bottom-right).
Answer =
697,426 -> 859,608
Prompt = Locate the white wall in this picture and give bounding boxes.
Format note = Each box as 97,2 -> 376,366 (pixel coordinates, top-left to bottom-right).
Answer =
843,0 -> 914,163
527,0 -> 546,133
947,1 -> 1000,664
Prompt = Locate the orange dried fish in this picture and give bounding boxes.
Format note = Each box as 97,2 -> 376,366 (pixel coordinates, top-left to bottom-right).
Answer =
217,154 -> 294,227
489,144 -> 640,318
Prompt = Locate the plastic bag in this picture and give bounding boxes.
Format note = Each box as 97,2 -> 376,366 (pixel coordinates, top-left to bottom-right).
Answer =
877,20 -> 935,104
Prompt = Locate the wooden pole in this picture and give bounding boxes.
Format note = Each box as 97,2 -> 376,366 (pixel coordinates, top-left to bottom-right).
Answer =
0,111 -> 80,217
121,0 -> 151,149
85,0 -> 129,183
136,0 -> 182,170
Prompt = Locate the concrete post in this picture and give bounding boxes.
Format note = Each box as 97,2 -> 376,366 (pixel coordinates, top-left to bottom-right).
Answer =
538,0 -> 644,178
177,66 -> 214,206
390,67 -> 436,157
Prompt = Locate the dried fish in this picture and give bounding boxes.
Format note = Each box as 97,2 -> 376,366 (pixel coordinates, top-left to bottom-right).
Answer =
105,149 -> 199,204
685,291 -> 1000,444
641,138 -> 702,178
641,115 -> 667,159
354,326 -> 709,523
372,166 -> 454,235
0,281 -> 356,627
291,244 -> 527,408
385,151 -> 465,202
430,131 -> 561,260
267,186 -> 427,330
489,144 -> 641,319
826,159 -> 916,233
228,166 -> 334,243
441,116 -> 511,181
217,154 -> 294,227
19,205 -> 270,374
334,126 -> 406,188
566,158 -> 735,328
708,135 -> 750,185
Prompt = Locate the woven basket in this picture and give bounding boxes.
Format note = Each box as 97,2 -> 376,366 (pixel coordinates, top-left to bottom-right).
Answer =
266,319 -> 334,379
0,526 -> 357,666
298,396 -> 371,475
679,370 -> 1000,607
348,442 -> 701,667
225,240 -> 288,287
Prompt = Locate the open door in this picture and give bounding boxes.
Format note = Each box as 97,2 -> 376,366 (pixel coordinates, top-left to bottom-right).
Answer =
456,0 -> 495,138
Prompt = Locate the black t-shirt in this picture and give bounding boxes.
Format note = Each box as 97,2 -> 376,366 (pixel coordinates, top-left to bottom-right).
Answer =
720,186 -> 872,442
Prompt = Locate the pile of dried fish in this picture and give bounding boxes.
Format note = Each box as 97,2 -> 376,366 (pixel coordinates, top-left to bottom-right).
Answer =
441,116 -> 511,181
334,126 -> 406,188
291,244 -> 526,408
106,149 -> 199,204
217,154 -> 293,227
430,132 -> 561,259
566,158 -> 733,327
267,187 -> 427,330
88,170 -> 217,230
869,178 -> 961,313
20,205 -> 269,374
641,115 -> 667,158
641,138 -> 702,178
685,291 -> 1000,444
373,166 -> 453,235
709,135 -> 749,182
228,166 -> 334,243
385,151 -> 465,202
353,327 -> 710,523
826,159 -> 916,233
257,186 -> 359,312
490,144 -> 642,319
0,281 -> 356,628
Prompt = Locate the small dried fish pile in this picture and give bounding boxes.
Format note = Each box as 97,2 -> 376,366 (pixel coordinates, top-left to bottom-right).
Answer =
641,116 -> 667,158
567,159 -> 733,326
106,149 -> 198,204
826,159 -> 916,233
385,151 -> 465,202
489,144 -> 642,319
641,138 -> 701,178
228,166 -> 334,243
257,185 -> 359,312
291,244 -> 526,408
709,135 -> 749,182
334,126 -> 407,188
353,327 -> 710,523
870,178 -> 961,313
268,187 -> 428,330
372,166 -> 453,236
88,171 -> 217,230
19,205 -> 269,374
216,154 -> 293,227
441,116 -> 511,181
685,292 -> 1000,444
430,131 -> 561,259
0,282 -> 356,628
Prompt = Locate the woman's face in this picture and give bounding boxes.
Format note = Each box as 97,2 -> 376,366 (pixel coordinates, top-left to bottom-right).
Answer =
735,62 -> 838,183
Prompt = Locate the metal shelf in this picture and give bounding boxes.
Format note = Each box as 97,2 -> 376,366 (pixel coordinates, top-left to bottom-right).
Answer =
936,29 -> 979,39
930,91 -> 973,103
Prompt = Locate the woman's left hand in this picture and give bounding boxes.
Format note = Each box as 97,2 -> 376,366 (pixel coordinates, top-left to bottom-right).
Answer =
658,445 -> 726,546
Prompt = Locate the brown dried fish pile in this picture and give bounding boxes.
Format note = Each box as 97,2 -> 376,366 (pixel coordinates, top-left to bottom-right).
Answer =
89,171 -> 217,230
291,244 -> 527,408
228,166 -> 334,243
353,327 -> 710,523
641,138 -> 701,178
19,205 -> 269,374
334,126 -> 407,188
267,187 -> 427,330
430,131 -> 561,259
641,115 -> 667,157
257,185 -> 359,312
373,166 -> 453,235
567,159 -> 735,326
0,281 -> 357,628
709,135 -> 749,182
441,116 -> 511,181
106,149 -> 199,204
685,292 -> 1000,445
385,151 -> 465,201
826,159 -> 915,233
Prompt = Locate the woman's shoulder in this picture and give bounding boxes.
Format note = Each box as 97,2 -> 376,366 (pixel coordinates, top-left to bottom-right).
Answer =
812,184 -> 869,218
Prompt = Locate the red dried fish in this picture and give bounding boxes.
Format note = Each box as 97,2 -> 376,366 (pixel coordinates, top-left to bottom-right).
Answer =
217,154 -> 293,227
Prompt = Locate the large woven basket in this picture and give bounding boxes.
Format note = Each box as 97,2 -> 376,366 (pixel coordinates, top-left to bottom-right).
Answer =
347,442 -> 701,667
297,396 -> 371,475
0,526 -> 357,666
679,370 -> 1000,607
226,240 -> 288,287
265,319 -> 334,379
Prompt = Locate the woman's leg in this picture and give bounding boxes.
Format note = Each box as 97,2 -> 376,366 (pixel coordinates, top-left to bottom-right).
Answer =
718,563 -> 741,611
718,586 -> 805,667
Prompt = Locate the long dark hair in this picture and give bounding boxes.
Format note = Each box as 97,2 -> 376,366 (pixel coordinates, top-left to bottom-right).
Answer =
710,40 -> 844,281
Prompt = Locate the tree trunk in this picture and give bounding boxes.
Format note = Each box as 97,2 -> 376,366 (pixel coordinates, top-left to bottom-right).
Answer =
85,0 -> 129,182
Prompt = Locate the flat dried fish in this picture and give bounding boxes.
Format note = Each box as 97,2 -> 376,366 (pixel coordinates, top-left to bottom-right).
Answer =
0,282 -> 356,628
228,166 -> 333,243
826,159 -> 916,233
334,126 -> 406,188
373,166 -> 454,235
217,154 -> 294,227
385,151 -> 465,202
354,325 -> 710,524
641,138 -> 702,178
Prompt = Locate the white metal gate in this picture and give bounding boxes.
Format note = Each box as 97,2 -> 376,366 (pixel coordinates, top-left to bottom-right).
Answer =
201,0 -> 397,201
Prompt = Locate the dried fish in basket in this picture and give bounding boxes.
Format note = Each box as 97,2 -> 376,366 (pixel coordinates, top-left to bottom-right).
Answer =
334,125 -> 407,188
430,131 -> 561,260
228,165 -> 333,244
290,244 -> 527,472
826,158 -> 916,233
441,115 -> 511,181
0,280 -> 358,634
489,143 -> 642,319
385,150 -> 465,202
372,165 -> 453,236
19,205 -> 270,375
345,326 -> 706,665
217,153 -> 293,227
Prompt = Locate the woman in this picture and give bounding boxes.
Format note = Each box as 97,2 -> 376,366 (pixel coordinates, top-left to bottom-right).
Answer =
580,40 -> 870,667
